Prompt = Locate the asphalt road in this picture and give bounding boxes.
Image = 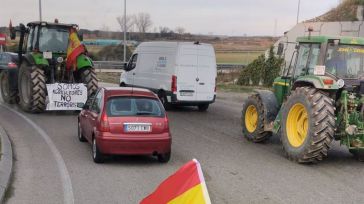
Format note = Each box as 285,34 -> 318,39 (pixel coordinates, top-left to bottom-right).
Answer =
1,87 -> 364,204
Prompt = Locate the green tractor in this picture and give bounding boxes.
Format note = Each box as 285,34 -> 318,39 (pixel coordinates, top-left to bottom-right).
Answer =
242,35 -> 364,163
1,21 -> 98,113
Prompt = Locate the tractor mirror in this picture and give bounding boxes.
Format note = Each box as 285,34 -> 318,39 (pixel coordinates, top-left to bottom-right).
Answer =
277,43 -> 284,56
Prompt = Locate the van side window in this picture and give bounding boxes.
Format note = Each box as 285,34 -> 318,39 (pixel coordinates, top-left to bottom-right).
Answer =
128,54 -> 138,71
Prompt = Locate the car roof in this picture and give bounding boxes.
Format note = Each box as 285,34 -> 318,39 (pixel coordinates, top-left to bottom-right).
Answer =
102,87 -> 157,99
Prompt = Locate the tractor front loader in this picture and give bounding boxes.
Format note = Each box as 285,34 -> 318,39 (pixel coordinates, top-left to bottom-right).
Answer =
2,21 -> 98,113
242,35 -> 364,163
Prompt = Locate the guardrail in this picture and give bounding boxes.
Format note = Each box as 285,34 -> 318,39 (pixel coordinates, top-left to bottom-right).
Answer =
93,61 -> 245,72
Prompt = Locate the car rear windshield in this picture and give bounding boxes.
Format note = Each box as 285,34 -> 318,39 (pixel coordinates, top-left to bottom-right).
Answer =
106,97 -> 165,117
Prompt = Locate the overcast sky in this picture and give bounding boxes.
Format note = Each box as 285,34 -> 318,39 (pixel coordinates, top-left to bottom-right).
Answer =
0,0 -> 340,36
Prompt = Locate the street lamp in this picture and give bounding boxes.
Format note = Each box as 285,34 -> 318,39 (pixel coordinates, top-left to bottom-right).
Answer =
296,0 -> 301,24
39,0 -> 43,21
123,0 -> 127,63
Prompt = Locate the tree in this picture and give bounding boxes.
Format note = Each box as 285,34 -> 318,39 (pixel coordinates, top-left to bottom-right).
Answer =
159,26 -> 170,34
134,13 -> 153,34
116,15 -> 135,33
175,27 -> 185,35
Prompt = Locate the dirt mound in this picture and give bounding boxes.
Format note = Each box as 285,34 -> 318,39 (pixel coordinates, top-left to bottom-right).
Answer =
307,0 -> 363,22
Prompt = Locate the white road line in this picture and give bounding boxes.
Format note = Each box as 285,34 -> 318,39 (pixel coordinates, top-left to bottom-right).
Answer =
0,105 -> 74,204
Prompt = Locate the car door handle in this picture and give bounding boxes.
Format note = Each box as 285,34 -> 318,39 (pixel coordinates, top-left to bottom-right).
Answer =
91,118 -> 96,121
199,82 -> 205,85
133,73 -> 136,75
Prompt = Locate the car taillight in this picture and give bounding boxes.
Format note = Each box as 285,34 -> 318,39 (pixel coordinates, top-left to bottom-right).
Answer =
171,75 -> 177,93
8,62 -> 17,68
164,116 -> 170,132
99,113 -> 110,132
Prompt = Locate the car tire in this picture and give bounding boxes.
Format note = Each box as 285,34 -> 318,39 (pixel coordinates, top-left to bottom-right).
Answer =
198,104 -> 209,112
0,71 -> 17,104
92,137 -> 105,163
157,152 -> 171,163
78,120 -> 87,142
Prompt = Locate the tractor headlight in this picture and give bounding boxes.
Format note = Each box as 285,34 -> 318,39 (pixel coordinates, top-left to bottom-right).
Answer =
57,57 -> 64,63
337,79 -> 345,88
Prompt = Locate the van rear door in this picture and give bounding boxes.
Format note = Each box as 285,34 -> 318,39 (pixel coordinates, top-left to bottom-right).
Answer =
176,45 -> 198,101
196,45 -> 216,101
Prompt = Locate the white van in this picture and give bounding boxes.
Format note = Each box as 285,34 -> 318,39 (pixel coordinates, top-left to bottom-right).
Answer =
120,41 -> 217,111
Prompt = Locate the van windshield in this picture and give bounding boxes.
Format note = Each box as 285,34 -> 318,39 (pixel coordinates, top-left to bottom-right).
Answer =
106,97 -> 165,117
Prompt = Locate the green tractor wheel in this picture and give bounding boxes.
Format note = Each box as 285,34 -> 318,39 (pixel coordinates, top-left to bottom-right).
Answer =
80,68 -> 98,97
18,64 -> 47,113
241,94 -> 271,143
281,87 -> 335,163
0,71 -> 17,104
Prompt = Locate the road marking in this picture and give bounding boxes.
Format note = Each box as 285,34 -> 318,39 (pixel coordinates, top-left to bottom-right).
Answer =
0,105 -> 74,204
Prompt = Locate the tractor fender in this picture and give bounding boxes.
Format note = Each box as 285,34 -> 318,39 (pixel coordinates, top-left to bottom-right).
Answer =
22,53 -> 49,67
253,90 -> 279,131
77,54 -> 94,70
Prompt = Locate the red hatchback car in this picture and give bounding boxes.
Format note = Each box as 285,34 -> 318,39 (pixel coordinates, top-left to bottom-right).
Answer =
78,87 -> 171,163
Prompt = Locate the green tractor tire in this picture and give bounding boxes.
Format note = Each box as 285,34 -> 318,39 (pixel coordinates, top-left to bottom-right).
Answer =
18,64 -> 47,113
80,68 -> 98,97
0,71 -> 17,104
241,94 -> 271,143
281,87 -> 335,163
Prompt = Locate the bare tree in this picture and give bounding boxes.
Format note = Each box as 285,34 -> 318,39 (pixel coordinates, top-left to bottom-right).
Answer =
134,12 -> 153,33
175,27 -> 185,35
159,26 -> 170,34
116,15 -> 135,33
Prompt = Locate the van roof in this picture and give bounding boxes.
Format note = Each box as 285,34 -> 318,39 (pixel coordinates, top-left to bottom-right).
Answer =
138,41 -> 212,47
103,87 -> 157,99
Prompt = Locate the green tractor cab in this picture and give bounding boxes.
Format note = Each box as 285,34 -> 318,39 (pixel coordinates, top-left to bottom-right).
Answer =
1,21 -> 98,113
242,35 -> 364,163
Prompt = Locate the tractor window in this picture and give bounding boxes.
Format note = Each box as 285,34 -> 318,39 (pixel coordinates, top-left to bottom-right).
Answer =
307,44 -> 320,74
27,26 -> 37,51
39,27 -> 69,53
325,44 -> 364,79
292,44 -> 310,78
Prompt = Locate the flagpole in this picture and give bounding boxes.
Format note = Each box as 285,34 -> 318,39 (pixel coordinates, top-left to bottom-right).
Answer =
39,0 -> 43,21
296,0 -> 301,24
123,0 -> 127,63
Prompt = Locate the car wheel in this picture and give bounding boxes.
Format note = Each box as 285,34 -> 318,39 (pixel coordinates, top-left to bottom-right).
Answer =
157,152 -> 171,163
78,121 -> 87,142
92,137 -> 104,163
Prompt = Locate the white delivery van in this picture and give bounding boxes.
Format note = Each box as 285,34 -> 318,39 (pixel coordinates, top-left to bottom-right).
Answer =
120,41 -> 217,111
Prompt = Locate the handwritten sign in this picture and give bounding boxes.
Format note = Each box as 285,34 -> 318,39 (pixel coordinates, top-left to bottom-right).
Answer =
46,83 -> 87,110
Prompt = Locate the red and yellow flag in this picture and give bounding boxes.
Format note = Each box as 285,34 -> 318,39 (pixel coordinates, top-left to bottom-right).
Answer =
66,28 -> 85,69
140,159 -> 211,204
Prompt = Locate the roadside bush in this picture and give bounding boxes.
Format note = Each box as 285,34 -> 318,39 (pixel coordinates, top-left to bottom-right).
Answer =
97,44 -> 132,61
238,46 -> 283,87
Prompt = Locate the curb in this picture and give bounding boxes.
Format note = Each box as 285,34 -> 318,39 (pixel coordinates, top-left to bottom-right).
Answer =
0,126 -> 13,203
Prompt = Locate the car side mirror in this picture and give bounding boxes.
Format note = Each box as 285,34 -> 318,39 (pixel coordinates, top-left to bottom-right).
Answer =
82,103 -> 90,110
122,62 -> 128,70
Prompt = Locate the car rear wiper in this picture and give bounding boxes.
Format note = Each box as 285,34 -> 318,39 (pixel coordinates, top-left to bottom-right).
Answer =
136,112 -> 153,115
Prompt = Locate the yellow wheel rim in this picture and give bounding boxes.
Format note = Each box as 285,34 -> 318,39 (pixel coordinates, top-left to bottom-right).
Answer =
245,105 -> 258,133
286,103 -> 309,148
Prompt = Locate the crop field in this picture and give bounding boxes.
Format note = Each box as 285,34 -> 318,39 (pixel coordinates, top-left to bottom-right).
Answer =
216,51 -> 263,64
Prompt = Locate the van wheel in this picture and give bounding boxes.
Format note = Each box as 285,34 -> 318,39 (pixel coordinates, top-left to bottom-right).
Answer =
198,104 -> 209,112
158,92 -> 172,110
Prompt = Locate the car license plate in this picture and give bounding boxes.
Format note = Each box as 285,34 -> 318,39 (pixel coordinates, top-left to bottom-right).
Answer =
180,92 -> 193,96
124,124 -> 151,132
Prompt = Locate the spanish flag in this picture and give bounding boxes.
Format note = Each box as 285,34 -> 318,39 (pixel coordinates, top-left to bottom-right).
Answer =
140,159 -> 211,204
66,28 -> 85,69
